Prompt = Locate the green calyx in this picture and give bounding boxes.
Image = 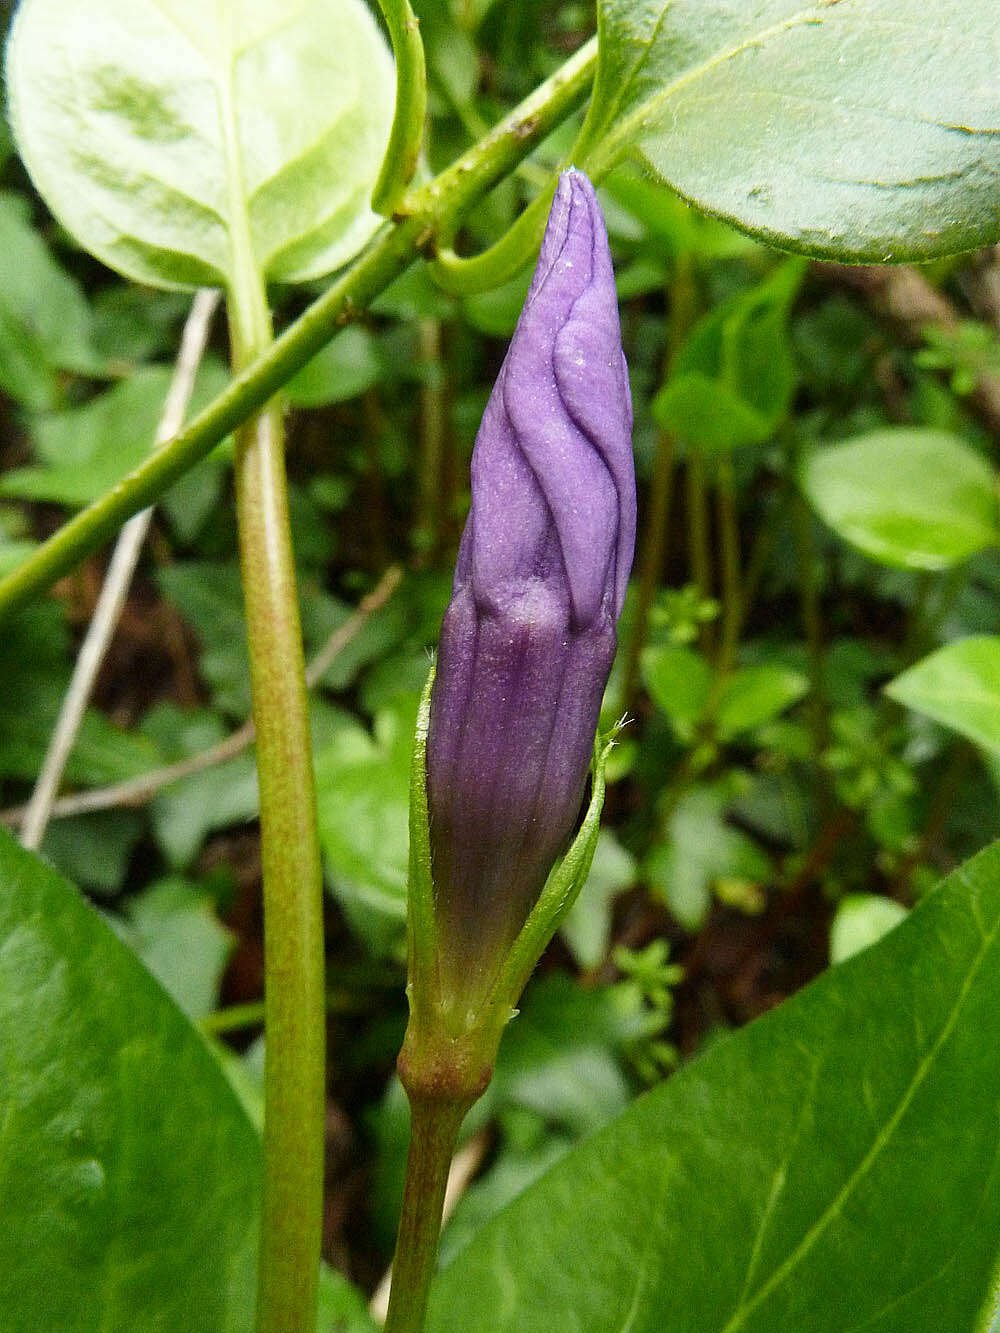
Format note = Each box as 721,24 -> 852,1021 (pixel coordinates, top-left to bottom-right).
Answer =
401,666 -> 616,1104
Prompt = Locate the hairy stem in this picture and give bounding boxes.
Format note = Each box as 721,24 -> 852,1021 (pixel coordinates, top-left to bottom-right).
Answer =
241,403 -> 326,1333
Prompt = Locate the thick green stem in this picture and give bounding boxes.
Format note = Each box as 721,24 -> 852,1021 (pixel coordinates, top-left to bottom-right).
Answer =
0,37 -> 597,626
383,1095 -> 471,1333
226,240 -> 325,1331
239,402 -> 326,1333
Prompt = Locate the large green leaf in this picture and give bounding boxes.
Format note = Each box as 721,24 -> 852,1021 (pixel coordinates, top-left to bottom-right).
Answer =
801,429 -> 999,570
577,0 -> 1000,260
7,0 -> 395,289
0,830 -> 259,1331
886,636 -> 1000,755
428,840 -> 1000,1332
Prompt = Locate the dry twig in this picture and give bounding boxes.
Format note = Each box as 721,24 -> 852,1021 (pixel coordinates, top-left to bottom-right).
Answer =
2,564 -> 403,829
19,288 -> 222,850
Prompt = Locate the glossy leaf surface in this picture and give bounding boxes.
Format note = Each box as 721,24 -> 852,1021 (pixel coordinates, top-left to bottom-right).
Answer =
0,831 -> 259,1331
429,840 -> 1000,1332
7,0 -> 395,288
579,0 -> 1000,260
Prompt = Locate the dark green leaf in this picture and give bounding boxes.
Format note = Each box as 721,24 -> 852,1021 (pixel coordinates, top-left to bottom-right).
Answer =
314,695 -> 419,955
716,665 -> 809,742
641,643 -> 711,741
578,0 -> 1000,261
316,1265 -> 379,1333
121,876 -> 235,1019
429,840 -> 1000,1332
156,563 -> 251,716
645,784 -> 770,928
1,362 -> 231,508
285,326 -> 383,408
0,830 -> 259,1331
40,811 -> 146,895
653,261 -> 805,451
140,705 -> 259,868
0,602 -> 162,784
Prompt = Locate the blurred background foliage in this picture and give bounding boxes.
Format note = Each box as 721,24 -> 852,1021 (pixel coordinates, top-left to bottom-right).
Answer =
2,0 -> 1000,1299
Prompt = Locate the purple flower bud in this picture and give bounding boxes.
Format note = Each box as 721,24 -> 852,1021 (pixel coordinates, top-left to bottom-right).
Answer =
426,169 -> 635,1007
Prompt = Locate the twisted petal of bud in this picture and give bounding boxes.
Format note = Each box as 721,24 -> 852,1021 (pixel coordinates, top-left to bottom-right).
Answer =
426,169 -> 635,1009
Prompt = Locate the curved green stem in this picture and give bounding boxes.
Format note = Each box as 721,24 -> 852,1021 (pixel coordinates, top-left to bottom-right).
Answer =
429,179 -> 556,295
372,0 -> 427,216
0,36 -> 597,626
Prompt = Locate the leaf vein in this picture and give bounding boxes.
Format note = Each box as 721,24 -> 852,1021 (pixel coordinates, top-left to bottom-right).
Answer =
719,905 -> 1000,1331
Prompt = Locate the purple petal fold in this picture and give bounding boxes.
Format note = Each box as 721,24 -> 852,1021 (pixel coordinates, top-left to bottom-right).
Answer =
426,169 -> 636,1007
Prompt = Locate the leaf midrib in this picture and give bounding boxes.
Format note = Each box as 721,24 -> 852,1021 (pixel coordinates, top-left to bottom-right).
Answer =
718,866 -> 998,1331
588,5 -> 829,166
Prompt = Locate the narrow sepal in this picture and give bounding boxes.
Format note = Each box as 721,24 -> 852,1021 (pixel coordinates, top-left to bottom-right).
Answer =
485,727 -> 616,1021
406,664 -> 437,1019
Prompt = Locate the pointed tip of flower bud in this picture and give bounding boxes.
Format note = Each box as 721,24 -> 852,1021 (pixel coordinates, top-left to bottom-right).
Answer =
425,169 -> 636,1011
461,169 -> 635,632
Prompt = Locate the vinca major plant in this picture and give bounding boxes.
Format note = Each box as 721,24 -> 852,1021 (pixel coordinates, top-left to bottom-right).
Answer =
0,2 -> 999,1332
386,170 -> 634,1331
